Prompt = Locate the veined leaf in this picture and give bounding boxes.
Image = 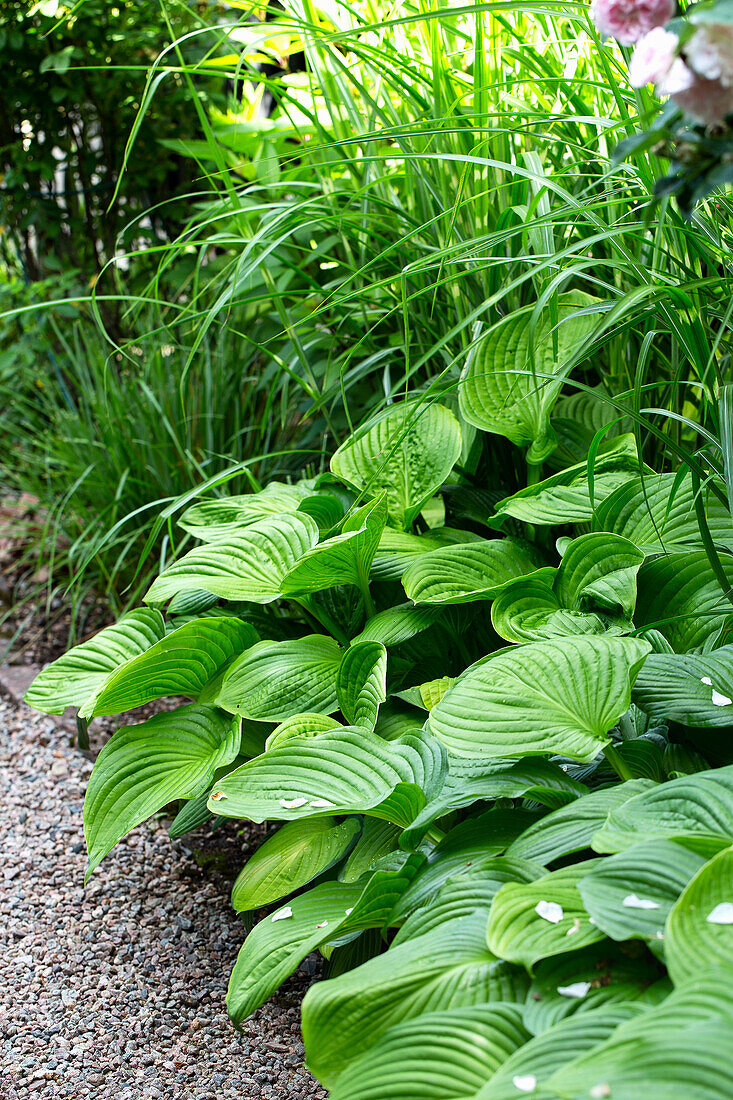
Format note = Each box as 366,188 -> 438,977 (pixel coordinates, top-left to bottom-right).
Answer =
24,609 -> 165,715
84,705 -> 239,878
231,816 -> 361,912
402,538 -> 542,605
330,402 -> 462,527
339,818 -> 402,883
178,481 -> 312,541
265,712 -> 342,750
634,645 -> 733,726
207,728 -> 447,827
208,635 -> 342,720
458,292 -> 600,463
337,641 -> 387,731
372,527 -> 482,581
352,603 -> 443,646
281,497 -> 387,596
302,913 -> 530,1090
666,846 -> 733,985
145,513 -> 319,605
633,552 -> 733,652
80,617 -> 258,718
428,637 -> 651,762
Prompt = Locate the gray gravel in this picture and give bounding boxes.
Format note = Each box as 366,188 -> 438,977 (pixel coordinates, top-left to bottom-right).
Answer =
0,693 -> 327,1099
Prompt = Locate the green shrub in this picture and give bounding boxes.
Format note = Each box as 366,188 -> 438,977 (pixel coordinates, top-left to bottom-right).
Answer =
26,292 -> 733,1096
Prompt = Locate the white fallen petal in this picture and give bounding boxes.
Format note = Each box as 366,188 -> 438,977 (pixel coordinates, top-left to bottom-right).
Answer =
535,900 -> 563,924
310,799 -> 335,808
210,790 -> 228,802
701,676 -> 713,686
316,920 -> 329,930
566,919 -> 581,936
344,908 -> 353,916
557,981 -> 591,999
280,797 -> 308,809
712,689 -> 733,707
271,907 -> 293,922
590,1086 -> 611,1099
622,893 -> 660,910
512,1075 -> 537,1094
707,902 -> 733,924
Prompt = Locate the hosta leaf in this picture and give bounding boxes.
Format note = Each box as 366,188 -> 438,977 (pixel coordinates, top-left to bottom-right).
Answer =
544,966 -> 733,1100
493,435 -> 641,526
177,481 -> 312,541
330,402 -> 462,527
302,913 -> 530,1089
328,1004 -> 530,1100
209,635 -> 342,720
231,816 -> 361,913
593,766 -> 733,856
352,603 -> 443,647
634,644 -> 733,726
336,641 -> 387,731
80,618 -> 258,718
486,861 -> 605,971
265,712 -> 342,750
428,637 -> 651,762
635,551 -> 733,652
458,291 -> 600,462
24,609 -> 165,715
402,538 -> 542,605
339,818 -> 402,883
506,779 -> 654,865
666,846 -> 733,985
84,705 -> 239,878
207,728 -> 447,827
145,513 -> 319,605
280,497 -> 387,596
578,839 -> 705,944
592,472 -> 733,553
372,527 -> 482,581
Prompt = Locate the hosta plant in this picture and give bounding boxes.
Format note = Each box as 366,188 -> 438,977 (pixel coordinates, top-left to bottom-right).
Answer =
27,297 -> 733,1097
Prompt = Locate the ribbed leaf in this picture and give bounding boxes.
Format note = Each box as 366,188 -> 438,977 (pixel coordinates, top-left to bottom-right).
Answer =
24,609 -> 165,715
372,527 -> 482,581
339,818 -> 402,883
402,538 -> 542,605
330,402 -> 462,527
429,637 -> 651,762
328,1004 -> 530,1100
506,780 -> 654,865
578,839 -> 705,944
486,861 -> 605,970
337,641 -> 387,730
209,635 -> 342,720
231,816 -> 361,912
634,552 -> 733,652
302,913 -> 530,1089
666,846 -> 733,985
353,604 -> 443,646
634,646 -> 733,727
208,728 -> 447,827
178,481 -> 311,541
281,497 -> 387,596
458,292 -> 599,462
84,705 -> 239,878
145,513 -> 319,605
593,766 -> 733,857
81,617 -> 258,718
265,712 -> 342,750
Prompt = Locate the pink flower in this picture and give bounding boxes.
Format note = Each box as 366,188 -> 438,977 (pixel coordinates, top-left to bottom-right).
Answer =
672,75 -> 733,124
685,24 -> 733,87
629,27 -> 688,87
592,0 -> 675,46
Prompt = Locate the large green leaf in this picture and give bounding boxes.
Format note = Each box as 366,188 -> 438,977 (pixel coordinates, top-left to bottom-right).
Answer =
506,780 -> 655,865
178,481 -> 312,541
578,839 -> 705,944
207,635 -> 342,720
593,766 -> 733,856
428,637 -> 651,761
633,552 -> 733,652
336,641 -> 387,730
84,705 -> 239,878
492,435 -> 641,526
486,861 -> 605,970
145,513 -> 319,605
592,472 -> 733,553
302,913 -> 530,1089
207,728 -> 447,827
544,967 -> 733,1099
352,603 -> 443,646
328,1004 -> 530,1100
372,526 -> 482,581
666,846 -> 733,985
231,816 -> 361,912
280,497 -> 387,596
339,818 -> 402,882
265,712 -> 342,750
330,402 -> 462,528
458,292 -> 600,463
634,645 -> 733,726
24,609 -> 165,715
402,538 -> 542,605
80,617 -> 258,718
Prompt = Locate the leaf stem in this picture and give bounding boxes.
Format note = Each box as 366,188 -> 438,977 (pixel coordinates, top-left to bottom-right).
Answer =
357,567 -> 377,619
293,599 -> 350,647
603,743 -> 634,782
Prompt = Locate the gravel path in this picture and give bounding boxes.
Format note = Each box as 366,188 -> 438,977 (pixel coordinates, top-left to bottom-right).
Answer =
0,693 -> 328,1100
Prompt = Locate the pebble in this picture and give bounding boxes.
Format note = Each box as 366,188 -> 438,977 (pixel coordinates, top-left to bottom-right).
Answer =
0,693 -> 326,1100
